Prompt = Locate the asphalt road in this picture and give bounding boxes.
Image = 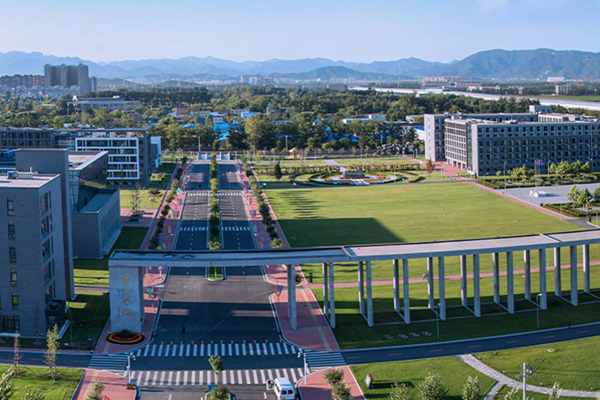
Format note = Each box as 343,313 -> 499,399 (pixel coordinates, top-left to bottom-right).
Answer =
175,162 -> 210,251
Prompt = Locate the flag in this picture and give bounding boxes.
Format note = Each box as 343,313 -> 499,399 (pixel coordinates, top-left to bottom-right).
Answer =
536,159 -> 544,166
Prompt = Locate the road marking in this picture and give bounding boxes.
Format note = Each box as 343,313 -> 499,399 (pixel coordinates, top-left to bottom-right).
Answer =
507,340 -> 519,344
245,370 -> 251,384
235,343 -> 239,356
152,371 -> 158,385
223,370 -> 227,385
200,344 -> 205,356
193,344 -> 197,357
238,370 -> 243,385
190,370 -> 195,385
163,344 -> 169,357
183,370 -> 188,385
228,343 -> 233,356
242,343 -> 247,356
276,343 -> 282,355
429,349 -> 443,353
179,345 -> 184,357
207,344 -> 212,356
469,345 -> 482,349
199,370 -> 203,385
542,335 -> 555,339
150,345 -> 156,357
172,345 -> 177,357
269,343 -> 275,354
578,330 -> 590,333
253,369 -> 259,384
167,371 -> 173,385
160,371 -> 166,385
263,343 -> 268,355
283,343 -> 289,354
260,369 -> 266,384
230,370 -> 236,384
388,352 -> 403,356
290,368 -> 298,382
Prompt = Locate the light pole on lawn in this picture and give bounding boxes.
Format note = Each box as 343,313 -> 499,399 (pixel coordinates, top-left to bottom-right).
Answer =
298,351 -> 308,383
436,302 -> 441,340
127,351 -> 136,383
536,293 -> 543,328
503,161 -> 507,201
517,362 -> 536,400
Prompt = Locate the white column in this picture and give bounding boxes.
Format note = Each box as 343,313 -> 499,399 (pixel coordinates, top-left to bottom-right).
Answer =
427,257 -> 434,310
473,254 -> 481,317
438,257 -> 446,321
524,250 -> 531,301
570,246 -> 578,306
460,255 -> 468,307
393,259 -> 400,314
110,266 -> 144,333
584,244 -> 591,294
366,260 -> 373,327
358,261 -> 365,315
539,249 -> 547,310
287,265 -> 297,331
554,247 -> 562,296
329,261 -> 336,328
322,262 -> 329,319
507,252 -> 514,314
403,259 -> 410,324
493,252 -> 500,304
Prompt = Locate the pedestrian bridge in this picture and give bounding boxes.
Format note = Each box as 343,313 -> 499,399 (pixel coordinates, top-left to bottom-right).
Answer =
108,230 -> 600,332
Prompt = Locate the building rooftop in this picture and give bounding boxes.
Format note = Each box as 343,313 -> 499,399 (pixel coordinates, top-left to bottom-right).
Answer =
68,151 -> 107,170
0,172 -> 58,188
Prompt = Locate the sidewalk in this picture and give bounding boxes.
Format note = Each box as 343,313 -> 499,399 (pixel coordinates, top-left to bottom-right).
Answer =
298,366 -> 366,400
72,370 -> 136,400
459,354 -> 599,398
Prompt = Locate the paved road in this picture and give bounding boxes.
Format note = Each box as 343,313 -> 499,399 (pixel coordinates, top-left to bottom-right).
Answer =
175,162 -> 210,251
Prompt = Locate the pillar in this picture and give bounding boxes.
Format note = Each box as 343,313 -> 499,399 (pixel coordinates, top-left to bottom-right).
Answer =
358,261 -> 365,315
584,244 -> 591,294
554,247 -> 562,296
473,254 -> 481,317
570,246 -> 578,306
427,257 -> 435,310
403,259 -> 410,324
438,257 -> 446,321
507,252 -> 514,314
460,255 -> 468,307
366,260 -> 373,327
493,252 -> 500,304
524,250 -> 531,301
393,259 -> 400,313
287,265 -> 297,330
322,262 -> 329,319
539,249 -> 547,310
109,266 -> 144,333
329,261 -> 336,328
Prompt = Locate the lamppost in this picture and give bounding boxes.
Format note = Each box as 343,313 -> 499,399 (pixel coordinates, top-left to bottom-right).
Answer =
516,362 -> 536,400
127,351 -> 136,383
503,161 -> 507,201
436,302 -> 441,340
536,293 -> 543,328
298,351 -> 308,383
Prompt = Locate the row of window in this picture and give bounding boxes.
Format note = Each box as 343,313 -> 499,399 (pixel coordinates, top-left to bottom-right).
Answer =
0,292 -> 20,310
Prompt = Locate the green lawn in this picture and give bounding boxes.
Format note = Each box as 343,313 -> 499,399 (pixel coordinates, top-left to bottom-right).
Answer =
0,366 -> 83,400
479,336 -> 600,391
351,357 -> 496,400
335,157 -> 414,165
120,189 -> 165,210
74,227 -> 148,287
311,264 -> 600,349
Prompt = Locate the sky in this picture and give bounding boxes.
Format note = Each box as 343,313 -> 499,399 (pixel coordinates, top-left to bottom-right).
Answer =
0,0 -> 598,63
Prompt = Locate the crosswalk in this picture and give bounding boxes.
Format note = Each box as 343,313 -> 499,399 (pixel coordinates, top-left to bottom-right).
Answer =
187,192 -> 243,196
179,225 -> 250,232
305,351 -> 346,372
131,368 -> 304,387
88,354 -> 129,373
135,341 -> 302,358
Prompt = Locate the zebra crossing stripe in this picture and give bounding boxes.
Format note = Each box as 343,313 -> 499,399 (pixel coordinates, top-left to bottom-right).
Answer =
221,343 -> 226,355
144,346 -> 149,357
152,371 -> 158,386
160,371 -> 166,385
200,344 -> 205,356
235,343 -> 239,356
242,343 -> 247,356
276,343 -> 282,354
167,371 -> 173,385
260,369 -> 266,384
151,345 -> 156,357
193,344 -> 197,357
214,344 -> 218,356
228,343 -> 232,356
190,370 -> 195,385
269,343 -> 275,354
163,344 -> 169,357
171,345 -> 177,357
199,370 -> 204,385
283,343 -> 289,354
252,369 -> 259,384
248,343 -> 253,356
262,343 -> 268,355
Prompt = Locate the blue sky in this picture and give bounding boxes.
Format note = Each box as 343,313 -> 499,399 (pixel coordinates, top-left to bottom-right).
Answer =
1,0 -> 597,63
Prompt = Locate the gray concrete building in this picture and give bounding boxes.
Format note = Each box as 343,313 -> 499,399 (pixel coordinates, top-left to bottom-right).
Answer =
0,172 -> 69,336
68,96 -> 141,112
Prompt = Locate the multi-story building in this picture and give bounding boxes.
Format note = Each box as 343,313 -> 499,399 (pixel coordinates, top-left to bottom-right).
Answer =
0,128 -> 56,149
0,75 -> 45,89
427,106 -> 600,176
0,171 -> 70,336
44,64 -> 91,94
68,95 -> 141,112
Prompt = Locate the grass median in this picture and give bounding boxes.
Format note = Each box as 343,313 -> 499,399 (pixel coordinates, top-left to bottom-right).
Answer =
0,366 -> 83,400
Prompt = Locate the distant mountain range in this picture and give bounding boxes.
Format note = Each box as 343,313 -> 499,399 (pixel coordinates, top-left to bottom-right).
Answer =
2,49 -> 600,82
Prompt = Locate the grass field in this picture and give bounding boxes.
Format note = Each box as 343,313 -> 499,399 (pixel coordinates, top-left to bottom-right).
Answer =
120,189 -> 165,210
0,366 -> 83,400
479,336 -> 600,391
351,357 -> 496,400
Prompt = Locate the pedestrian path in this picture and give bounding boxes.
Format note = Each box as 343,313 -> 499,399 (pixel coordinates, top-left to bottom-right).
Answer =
305,351 -> 346,372
459,354 -> 600,398
187,192 -> 243,196
179,225 -> 250,232
88,354 -> 129,374
134,341 -> 302,358
130,367 -> 304,387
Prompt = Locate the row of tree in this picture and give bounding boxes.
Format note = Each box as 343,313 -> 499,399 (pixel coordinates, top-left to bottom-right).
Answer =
209,155 -> 223,252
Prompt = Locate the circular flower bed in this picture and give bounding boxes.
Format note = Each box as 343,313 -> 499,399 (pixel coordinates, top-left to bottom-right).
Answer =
107,330 -> 144,345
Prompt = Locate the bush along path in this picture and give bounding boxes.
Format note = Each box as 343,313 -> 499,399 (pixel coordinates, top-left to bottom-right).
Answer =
208,155 -> 224,279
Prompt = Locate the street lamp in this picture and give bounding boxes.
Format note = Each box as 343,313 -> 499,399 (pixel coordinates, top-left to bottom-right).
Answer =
436,302 -> 441,340
516,362 -> 536,400
503,161 -> 507,201
127,351 -> 136,383
536,293 -> 543,329
298,351 -> 308,383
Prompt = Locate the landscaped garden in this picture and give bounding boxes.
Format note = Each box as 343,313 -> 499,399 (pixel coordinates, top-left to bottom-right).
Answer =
0,366 -> 83,400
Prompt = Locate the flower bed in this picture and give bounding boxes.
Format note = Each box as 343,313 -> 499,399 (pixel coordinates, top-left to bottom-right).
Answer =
107,331 -> 145,345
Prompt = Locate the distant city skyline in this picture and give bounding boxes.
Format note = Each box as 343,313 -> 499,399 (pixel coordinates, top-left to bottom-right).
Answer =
0,0 -> 597,63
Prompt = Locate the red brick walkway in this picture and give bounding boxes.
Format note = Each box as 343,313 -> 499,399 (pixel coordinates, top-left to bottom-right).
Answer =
73,370 -> 136,400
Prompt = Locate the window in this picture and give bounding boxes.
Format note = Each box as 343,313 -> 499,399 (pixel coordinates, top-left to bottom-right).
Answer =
41,216 -> 50,236
40,193 -> 48,213
7,198 -> 14,215
10,270 -> 17,286
8,222 -> 15,239
42,240 -> 51,260
44,262 -> 52,283
9,246 -> 16,263
11,293 -> 18,310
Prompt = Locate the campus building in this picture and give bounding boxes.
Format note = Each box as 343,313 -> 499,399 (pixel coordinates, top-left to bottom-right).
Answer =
68,95 -> 141,112
425,106 -> 600,176
0,171 -> 70,336
44,64 -> 91,94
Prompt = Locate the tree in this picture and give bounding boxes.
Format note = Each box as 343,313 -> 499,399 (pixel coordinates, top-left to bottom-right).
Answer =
20,386 -> 46,400
594,186 -> 600,204
461,376 -> 479,400
208,355 -> 224,384
331,382 -> 352,400
389,383 -> 413,400
210,384 -> 230,400
324,368 -> 345,387
129,184 -> 142,216
418,373 -> 448,400
425,159 -> 435,175
13,332 -> 22,378
44,324 -> 60,382
0,367 -> 13,400
245,114 -> 276,152
274,162 -> 283,181
549,382 -> 561,400
567,185 -> 580,204
85,379 -> 105,400
578,188 -> 591,209
504,387 -> 518,400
